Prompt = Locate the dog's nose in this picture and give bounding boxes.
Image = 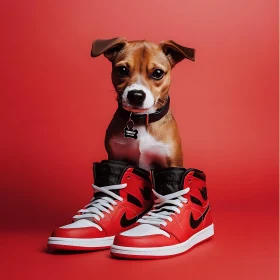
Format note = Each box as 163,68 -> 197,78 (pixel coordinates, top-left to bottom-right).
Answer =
127,90 -> 146,106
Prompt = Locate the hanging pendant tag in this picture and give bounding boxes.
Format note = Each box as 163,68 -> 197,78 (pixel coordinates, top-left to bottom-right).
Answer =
124,113 -> 138,139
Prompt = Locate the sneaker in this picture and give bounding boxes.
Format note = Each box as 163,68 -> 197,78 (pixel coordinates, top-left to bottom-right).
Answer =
111,167 -> 214,259
47,160 -> 153,251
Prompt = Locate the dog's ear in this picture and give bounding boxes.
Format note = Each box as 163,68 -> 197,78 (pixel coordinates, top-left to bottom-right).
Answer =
160,40 -> 195,67
91,37 -> 127,62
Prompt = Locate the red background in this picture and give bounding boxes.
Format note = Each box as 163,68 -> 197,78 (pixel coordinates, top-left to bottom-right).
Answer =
1,0 -> 278,279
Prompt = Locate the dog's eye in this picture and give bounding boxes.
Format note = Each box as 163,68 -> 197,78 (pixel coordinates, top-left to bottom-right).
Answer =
117,66 -> 129,77
151,69 -> 164,80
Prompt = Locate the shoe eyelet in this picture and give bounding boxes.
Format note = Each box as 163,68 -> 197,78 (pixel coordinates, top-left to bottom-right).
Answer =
127,176 -> 130,179
188,180 -> 192,183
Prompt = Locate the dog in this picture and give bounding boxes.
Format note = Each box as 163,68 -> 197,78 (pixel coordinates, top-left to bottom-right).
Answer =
91,38 -> 195,170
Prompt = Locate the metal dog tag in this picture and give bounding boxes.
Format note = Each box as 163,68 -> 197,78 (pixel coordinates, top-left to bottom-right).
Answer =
124,114 -> 138,139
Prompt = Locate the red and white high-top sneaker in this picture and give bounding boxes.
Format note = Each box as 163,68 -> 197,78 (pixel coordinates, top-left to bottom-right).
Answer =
111,167 -> 214,259
47,160 -> 153,251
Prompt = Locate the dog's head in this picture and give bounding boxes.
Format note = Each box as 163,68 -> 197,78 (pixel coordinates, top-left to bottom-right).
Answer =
91,38 -> 195,113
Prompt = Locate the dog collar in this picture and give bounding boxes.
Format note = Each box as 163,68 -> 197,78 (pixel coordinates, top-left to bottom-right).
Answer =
118,97 -> 170,125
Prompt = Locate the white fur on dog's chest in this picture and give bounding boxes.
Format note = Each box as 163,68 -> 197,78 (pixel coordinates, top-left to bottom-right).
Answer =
110,125 -> 171,170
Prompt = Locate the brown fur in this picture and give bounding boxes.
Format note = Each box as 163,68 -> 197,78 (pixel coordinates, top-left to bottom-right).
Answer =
91,38 -> 195,169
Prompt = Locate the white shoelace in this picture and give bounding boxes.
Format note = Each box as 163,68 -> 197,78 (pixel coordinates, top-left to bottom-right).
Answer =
138,187 -> 190,227
73,183 -> 127,221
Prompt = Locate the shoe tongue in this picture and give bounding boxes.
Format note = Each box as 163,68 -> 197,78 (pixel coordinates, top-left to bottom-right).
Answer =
153,168 -> 188,195
93,160 -> 130,187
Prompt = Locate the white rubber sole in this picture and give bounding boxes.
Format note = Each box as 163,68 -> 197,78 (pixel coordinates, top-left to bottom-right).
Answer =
111,224 -> 214,258
48,236 -> 114,248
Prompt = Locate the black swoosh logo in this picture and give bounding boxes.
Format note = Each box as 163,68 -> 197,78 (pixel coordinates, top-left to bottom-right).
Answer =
190,205 -> 210,229
120,208 -> 151,228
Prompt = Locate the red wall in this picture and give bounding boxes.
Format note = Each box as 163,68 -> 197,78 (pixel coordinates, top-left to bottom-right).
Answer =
1,0 -> 278,229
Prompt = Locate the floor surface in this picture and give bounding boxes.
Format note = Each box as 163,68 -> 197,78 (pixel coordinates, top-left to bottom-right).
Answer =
2,209 -> 278,280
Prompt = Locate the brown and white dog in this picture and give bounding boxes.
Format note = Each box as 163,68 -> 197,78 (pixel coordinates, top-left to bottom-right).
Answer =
91,38 -> 195,170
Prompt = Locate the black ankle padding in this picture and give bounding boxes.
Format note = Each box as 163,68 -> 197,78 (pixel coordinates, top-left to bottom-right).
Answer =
94,161 -> 129,187
153,168 -> 186,195
153,167 -> 206,195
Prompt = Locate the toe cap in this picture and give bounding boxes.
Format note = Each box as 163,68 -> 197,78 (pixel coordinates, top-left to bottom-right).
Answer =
113,232 -> 178,248
51,220 -> 106,238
